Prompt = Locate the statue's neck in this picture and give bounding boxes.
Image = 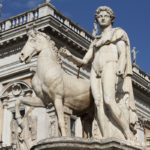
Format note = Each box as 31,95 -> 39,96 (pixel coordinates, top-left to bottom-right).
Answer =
101,25 -> 112,34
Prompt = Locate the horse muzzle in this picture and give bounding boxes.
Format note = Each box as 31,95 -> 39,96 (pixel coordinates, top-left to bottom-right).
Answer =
19,53 -> 24,62
19,53 -> 31,64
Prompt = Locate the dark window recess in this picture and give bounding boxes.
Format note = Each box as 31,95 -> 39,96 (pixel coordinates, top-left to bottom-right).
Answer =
12,109 -> 25,120
70,117 -> 75,137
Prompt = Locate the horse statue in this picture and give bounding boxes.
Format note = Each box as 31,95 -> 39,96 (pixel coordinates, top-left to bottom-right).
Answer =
16,30 -> 94,138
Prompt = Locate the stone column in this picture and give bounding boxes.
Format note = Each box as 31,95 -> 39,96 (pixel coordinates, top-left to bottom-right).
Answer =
75,118 -> 82,137
0,100 -> 3,143
136,121 -> 145,144
35,108 -> 50,142
2,99 -> 12,147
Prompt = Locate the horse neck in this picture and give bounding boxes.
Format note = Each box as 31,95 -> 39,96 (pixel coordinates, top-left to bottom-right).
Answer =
37,46 -> 60,72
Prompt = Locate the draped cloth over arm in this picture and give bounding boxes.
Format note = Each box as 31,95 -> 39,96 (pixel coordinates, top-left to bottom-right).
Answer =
111,28 -> 138,125
99,28 -> 138,126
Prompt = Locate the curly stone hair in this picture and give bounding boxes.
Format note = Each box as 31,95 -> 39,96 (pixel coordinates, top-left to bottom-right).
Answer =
95,6 -> 115,22
92,6 -> 115,37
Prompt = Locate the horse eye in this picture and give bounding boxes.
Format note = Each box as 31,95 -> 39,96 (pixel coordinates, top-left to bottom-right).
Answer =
30,39 -> 35,42
21,53 -> 24,56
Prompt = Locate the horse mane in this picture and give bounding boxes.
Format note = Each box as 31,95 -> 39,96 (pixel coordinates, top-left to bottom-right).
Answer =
36,31 -> 51,41
36,31 -> 62,65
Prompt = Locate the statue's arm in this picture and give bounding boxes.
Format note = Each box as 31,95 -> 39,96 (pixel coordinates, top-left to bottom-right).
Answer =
60,42 -> 94,66
116,40 -> 127,76
70,48 -> 93,66
81,42 -> 94,65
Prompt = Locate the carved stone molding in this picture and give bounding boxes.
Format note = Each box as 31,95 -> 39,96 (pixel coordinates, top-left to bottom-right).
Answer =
31,137 -> 143,150
0,80 -> 33,101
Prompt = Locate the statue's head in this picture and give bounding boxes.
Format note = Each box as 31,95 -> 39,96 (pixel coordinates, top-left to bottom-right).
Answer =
95,6 -> 115,24
92,6 -> 115,36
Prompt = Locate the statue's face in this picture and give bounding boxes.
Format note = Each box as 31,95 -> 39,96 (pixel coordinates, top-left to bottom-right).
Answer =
97,11 -> 112,27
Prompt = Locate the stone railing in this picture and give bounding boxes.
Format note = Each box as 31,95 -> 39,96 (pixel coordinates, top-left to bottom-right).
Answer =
133,66 -> 150,82
52,8 -> 93,42
133,65 -> 150,93
0,9 -> 39,32
0,3 -> 93,42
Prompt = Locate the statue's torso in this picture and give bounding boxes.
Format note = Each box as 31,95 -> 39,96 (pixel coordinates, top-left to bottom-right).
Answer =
100,44 -> 118,63
93,43 -> 118,71
92,28 -> 119,74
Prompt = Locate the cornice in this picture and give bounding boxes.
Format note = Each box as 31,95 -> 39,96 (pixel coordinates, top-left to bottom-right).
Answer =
0,3 -> 92,46
132,65 -> 150,97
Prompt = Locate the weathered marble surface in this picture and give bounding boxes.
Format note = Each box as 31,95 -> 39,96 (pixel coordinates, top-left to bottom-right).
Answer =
31,137 -> 143,150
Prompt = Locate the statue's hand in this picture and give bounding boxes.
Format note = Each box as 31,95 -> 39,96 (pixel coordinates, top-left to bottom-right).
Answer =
59,47 -> 72,58
94,42 -> 99,48
93,38 -> 111,48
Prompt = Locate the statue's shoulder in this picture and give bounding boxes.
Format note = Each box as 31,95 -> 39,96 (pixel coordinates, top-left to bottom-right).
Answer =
112,27 -> 129,43
113,27 -> 127,36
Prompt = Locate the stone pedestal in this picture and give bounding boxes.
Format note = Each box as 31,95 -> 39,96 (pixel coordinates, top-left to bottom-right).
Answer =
31,137 -> 143,150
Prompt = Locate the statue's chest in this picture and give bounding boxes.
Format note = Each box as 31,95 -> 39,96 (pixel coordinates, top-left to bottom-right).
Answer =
95,44 -> 118,60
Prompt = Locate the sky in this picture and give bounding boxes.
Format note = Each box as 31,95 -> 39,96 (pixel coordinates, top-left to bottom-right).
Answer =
1,0 -> 150,74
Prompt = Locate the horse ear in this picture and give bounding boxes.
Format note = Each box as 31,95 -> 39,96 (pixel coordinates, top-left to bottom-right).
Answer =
26,24 -> 37,37
27,29 -> 36,38
33,28 -> 38,34
26,30 -> 30,37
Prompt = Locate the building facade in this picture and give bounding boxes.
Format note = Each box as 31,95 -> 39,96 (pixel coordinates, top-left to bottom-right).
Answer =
0,2 -> 150,149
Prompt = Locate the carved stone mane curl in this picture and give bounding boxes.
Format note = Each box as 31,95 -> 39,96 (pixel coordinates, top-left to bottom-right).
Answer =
36,31 -> 62,64
36,31 -> 51,41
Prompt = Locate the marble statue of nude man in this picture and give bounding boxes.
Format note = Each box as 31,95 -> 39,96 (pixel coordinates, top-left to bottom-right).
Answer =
60,6 -> 138,140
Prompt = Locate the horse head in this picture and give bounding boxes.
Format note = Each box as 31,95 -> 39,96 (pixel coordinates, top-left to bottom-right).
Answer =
20,30 -> 51,63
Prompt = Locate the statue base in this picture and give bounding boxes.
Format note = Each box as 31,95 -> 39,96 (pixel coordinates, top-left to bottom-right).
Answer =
31,137 -> 143,150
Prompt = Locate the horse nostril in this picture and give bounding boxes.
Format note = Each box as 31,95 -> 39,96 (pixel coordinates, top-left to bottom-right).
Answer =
21,53 -> 24,57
